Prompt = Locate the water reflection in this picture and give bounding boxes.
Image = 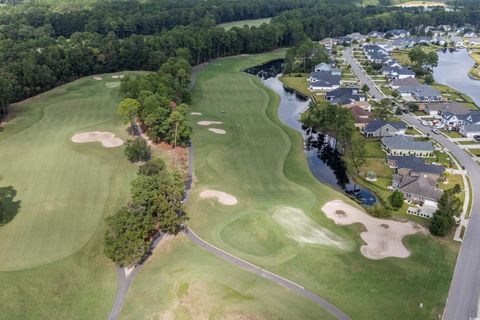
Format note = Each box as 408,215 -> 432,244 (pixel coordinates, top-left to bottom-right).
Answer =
246,60 -> 376,206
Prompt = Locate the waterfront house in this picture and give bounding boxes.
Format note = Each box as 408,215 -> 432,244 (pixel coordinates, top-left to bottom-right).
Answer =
325,87 -> 366,105
387,29 -> 410,39
424,101 -> 471,117
390,77 -> 420,89
392,174 -> 443,203
382,135 -> 435,157
349,106 -> 373,130
308,70 -> 341,91
364,119 -> 407,137
387,155 -> 445,178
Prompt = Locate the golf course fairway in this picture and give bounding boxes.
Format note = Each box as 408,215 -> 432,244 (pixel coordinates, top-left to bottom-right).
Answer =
181,52 -> 459,319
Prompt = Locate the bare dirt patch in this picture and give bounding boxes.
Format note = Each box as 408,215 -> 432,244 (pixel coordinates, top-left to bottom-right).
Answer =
273,207 -> 349,249
93,76 -> 102,80
71,131 -> 123,148
199,190 -> 237,205
208,128 -> 226,134
198,121 -> 223,126
322,200 -> 426,260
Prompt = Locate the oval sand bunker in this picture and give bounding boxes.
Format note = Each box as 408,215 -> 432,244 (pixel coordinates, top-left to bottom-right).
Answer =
198,121 -> 223,126
322,200 -> 425,260
208,128 -> 226,134
191,112 -> 202,116
199,190 -> 237,205
71,131 -> 123,148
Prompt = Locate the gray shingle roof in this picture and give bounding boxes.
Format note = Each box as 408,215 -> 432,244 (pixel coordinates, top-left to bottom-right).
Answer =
391,77 -> 420,87
365,119 -> 406,133
387,156 -> 445,175
382,135 -> 435,152
396,174 -> 443,201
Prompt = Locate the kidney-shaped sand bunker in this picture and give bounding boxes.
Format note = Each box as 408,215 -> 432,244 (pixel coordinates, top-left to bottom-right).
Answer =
71,131 -> 123,148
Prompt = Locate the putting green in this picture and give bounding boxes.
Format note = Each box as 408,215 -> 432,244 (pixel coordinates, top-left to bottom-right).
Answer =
185,53 -> 459,319
0,75 -> 137,270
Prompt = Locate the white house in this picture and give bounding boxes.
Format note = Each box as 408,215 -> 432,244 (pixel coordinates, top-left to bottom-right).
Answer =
460,124 -> 480,138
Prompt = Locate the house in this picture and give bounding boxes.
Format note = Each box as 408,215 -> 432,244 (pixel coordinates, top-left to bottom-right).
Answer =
396,67 -> 416,80
343,100 -> 372,112
387,155 -> 445,178
442,110 -> 480,129
325,87 -> 366,105
387,29 -> 410,39
319,38 -> 336,49
392,174 -> 443,203
432,36 -> 447,46
382,135 -> 435,157
350,106 -> 373,130
467,37 -> 480,46
308,70 -> 341,91
460,124 -> 480,138
407,200 -> 438,218
390,77 -> 420,89
451,36 -> 464,48
415,36 -> 433,45
391,38 -> 416,49
424,102 -> 471,117
368,31 -> 384,38
364,119 -> 407,137
400,84 -> 442,101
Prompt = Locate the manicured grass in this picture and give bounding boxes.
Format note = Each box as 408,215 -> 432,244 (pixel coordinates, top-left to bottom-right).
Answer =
406,127 -> 422,135
438,173 -> 465,204
120,235 -> 335,320
430,150 -> 455,167
432,83 -> 478,109
0,73 -> 140,318
181,53 -> 458,319
217,18 -> 271,30
457,140 -> 480,145
443,130 -> 463,138
468,148 -> 480,156
279,74 -> 311,97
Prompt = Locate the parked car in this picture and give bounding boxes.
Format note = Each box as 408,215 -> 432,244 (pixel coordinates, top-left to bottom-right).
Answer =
474,135 -> 480,142
421,120 -> 428,126
431,128 -> 440,134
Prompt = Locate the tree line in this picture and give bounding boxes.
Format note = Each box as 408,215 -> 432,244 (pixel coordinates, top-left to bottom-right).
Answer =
1,0 -> 480,121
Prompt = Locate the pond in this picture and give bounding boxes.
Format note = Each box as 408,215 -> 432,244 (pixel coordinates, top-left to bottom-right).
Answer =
245,60 -> 377,206
434,49 -> 480,107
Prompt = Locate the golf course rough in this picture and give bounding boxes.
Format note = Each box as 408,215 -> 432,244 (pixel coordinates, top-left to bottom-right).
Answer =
182,53 -> 459,319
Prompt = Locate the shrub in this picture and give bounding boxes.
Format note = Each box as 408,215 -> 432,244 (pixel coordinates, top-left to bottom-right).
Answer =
389,190 -> 404,208
368,204 -> 391,218
125,137 -> 151,162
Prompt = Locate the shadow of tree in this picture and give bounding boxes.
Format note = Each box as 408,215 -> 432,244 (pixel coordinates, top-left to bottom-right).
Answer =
0,186 -> 21,226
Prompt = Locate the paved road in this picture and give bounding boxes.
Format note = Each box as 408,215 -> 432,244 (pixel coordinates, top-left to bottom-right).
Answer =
402,114 -> 480,320
343,47 -> 385,100
185,227 -> 351,320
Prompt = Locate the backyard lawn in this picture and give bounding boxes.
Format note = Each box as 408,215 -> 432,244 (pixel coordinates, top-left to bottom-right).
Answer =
279,74 -> 311,97
432,83 -> 478,109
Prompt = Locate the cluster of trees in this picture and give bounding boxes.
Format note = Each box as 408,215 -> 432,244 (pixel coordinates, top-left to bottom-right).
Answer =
0,184 -> 21,226
301,102 -> 366,175
408,47 -> 438,77
118,58 -> 191,147
283,39 -> 329,73
104,158 -> 186,266
429,184 -> 462,236
125,138 -> 151,163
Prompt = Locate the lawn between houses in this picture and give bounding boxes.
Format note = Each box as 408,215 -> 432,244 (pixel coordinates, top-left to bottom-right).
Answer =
180,53 -> 458,319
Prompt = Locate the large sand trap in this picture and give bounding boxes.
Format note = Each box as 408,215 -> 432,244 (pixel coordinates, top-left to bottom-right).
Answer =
273,207 -> 348,249
71,131 -> 123,148
191,112 -> 202,116
322,200 -> 426,260
112,75 -> 120,79
198,121 -> 223,126
208,128 -> 226,134
93,76 -> 102,80
199,190 -> 237,205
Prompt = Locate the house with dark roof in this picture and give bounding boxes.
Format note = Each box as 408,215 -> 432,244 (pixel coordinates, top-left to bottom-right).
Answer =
398,84 -> 441,101
364,119 -> 406,137
460,124 -> 480,138
387,155 -> 445,178
308,70 -> 341,91
387,29 -> 410,39
325,87 -> 366,105
350,106 -> 373,130
442,110 -> 480,129
382,135 -> 435,157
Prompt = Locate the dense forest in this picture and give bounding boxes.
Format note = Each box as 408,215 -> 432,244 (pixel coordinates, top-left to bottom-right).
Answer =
1,0 -> 480,117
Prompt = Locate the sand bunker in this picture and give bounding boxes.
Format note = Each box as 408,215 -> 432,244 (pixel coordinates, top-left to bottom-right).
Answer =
112,75 -> 120,79
198,121 -> 223,126
208,128 -> 226,134
273,207 -> 348,249
322,200 -> 426,260
191,112 -> 202,116
199,190 -> 237,205
105,82 -> 120,88
93,76 -> 102,80
71,131 -> 123,148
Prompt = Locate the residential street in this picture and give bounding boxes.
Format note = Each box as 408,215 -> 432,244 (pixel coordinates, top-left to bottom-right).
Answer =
346,49 -> 480,320
343,47 -> 386,100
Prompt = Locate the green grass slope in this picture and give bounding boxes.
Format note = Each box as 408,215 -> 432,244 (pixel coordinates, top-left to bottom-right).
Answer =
184,52 -> 459,319
0,74 -> 138,319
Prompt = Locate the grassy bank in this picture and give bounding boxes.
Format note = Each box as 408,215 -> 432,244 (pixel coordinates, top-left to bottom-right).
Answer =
218,18 -> 271,30
279,73 -> 312,97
